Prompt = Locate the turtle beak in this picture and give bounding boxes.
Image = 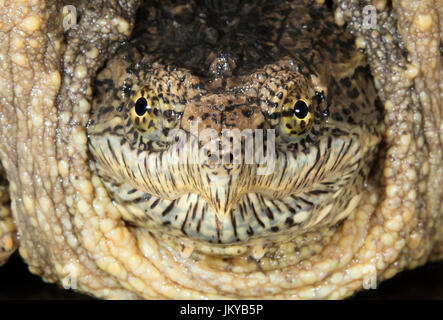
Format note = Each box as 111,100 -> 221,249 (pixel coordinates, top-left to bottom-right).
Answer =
198,165 -> 248,220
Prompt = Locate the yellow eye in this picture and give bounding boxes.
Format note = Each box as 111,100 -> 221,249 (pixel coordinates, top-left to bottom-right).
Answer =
281,96 -> 313,136
130,87 -> 159,133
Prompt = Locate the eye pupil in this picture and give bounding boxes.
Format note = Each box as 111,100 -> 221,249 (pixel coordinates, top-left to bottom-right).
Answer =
294,100 -> 308,119
135,97 -> 148,116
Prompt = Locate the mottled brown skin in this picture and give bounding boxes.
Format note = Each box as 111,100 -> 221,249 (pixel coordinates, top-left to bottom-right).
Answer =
0,0 -> 442,299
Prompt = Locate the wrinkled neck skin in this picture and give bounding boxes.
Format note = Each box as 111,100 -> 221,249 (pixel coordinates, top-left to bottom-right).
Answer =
0,0 -> 442,299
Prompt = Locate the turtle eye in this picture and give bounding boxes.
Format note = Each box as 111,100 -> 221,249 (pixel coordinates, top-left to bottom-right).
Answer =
135,96 -> 148,116
281,95 -> 314,136
130,87 -> 159,133
293,100 -> 309,119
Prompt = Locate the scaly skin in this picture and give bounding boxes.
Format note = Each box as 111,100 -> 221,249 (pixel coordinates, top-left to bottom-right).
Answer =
0,0 -> 442,299
0,163 -> 16,267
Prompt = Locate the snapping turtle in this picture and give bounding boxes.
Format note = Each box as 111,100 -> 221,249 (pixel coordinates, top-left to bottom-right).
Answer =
0,0 -> 441,299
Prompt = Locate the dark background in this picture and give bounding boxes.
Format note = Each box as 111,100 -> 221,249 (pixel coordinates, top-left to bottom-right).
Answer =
1,252 -> 442,299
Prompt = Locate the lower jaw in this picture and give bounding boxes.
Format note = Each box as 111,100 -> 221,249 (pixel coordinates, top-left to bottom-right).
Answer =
135,223 -> 339,272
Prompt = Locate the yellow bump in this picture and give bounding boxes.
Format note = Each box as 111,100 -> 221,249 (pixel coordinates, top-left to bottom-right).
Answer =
86,86 -> 93,96
128,276 -> 146,292
317,285 -> 333,298
407,232 -> 421,249
298,286 -> 316,299
86,47 -> 99,59
405,169 -> 417,181
414,14 -> 433,32
374,0 -> 387,11
419,91 -> 430,104
355,36 -> 366,49
251,245 -> 266,260
108,260 -> 126,278
74,65 -> 87,79
127,255 -> 143,272
79,179 -> 93,195
11,53 -> 28,66
329,272 -> 343,284
58,160 -> 69,177
73,131 -> 87,145
113,17 -> 130,35
384,100 -> 393,111
53,224 -> 62,236
416,136 -> 424,148
347,264 -> 363,280
19,247 -> 29,260
39,196 -> 52,212
316,259 -> 337,273
407,189 -> 416,202
20,15 -> 41,33
23,195 -> 35,212
0,207 -> 8,218
399,133 -> 411,149
402,208 -> 413,223
59,111 -> 71,125
28,265 -> 42,275
386,184 -> 399,197
77,198 -> 90,214
369,191 -> 379,205
246,278 -> 259,287
384,267 -> 398,280
49,70 -> 61,87
97,18 -> 108,27
92,175 -> 102,187
269,271 -> 284,285
3,236 -> 14,251
180,243 -> 194,259
385,215 -> 403,232
334,8 -> 345,26
108,227 -> 126,244
420,161 -> 429,176
32,112 -> 43,127
405,64 -> 419,79
12,36 -> 25,49
418,181 -> 427,193
300,246 -> 312,259
381,233 -> 394,246
78,98 -> 91,113
54,39 -> 62,51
